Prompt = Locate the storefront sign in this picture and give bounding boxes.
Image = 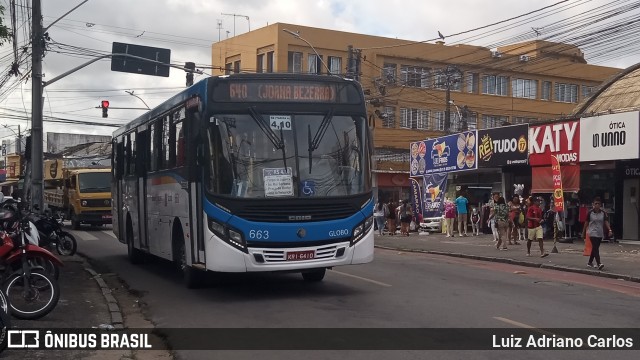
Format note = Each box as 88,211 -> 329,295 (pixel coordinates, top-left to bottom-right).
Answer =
531,164 -> 580,193
422,173 -> 448,217
477,124 -> 528,167
410,178 -> 423,217
529,120 -> 580,166
579,111 -> 640,162
551,155 -> 564,212
410,131 -> 477,175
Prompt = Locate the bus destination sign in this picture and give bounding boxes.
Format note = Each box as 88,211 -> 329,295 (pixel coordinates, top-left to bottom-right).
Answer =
227,82 -> 337,103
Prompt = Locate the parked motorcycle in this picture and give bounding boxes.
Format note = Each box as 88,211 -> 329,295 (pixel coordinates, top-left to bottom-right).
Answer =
0,288 -> 9,352
0,205 -> 61,320
29,212 -> 77,256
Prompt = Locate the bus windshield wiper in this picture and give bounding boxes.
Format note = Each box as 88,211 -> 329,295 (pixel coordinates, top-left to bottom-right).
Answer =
248,107 -> 284,149
307,109 -> 334,174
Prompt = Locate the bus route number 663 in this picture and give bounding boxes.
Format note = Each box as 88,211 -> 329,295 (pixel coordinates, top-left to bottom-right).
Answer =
249,229 -> 269,240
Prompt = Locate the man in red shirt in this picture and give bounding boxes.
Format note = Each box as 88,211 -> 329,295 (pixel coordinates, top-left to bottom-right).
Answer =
526,197 -> 549,258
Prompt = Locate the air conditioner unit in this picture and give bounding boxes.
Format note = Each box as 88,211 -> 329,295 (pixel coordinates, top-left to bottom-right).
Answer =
491,51 -> 502,58
519,55 -> 530,62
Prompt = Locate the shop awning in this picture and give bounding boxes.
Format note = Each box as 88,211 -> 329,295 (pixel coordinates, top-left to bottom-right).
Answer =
531,164 -> 580,193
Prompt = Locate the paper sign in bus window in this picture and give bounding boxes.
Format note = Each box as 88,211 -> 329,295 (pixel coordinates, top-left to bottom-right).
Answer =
263,168 -> 294,197
269,115 -> 292,131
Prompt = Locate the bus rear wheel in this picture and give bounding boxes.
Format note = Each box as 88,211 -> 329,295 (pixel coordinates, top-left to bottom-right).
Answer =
301,268 -> 326,282
127,223 -> 143,265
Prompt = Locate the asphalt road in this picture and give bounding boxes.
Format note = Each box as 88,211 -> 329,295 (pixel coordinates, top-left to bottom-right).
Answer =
71,225 -> 640,360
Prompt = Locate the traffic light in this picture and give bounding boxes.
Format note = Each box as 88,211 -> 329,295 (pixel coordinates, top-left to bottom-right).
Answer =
101,100 -> 109,118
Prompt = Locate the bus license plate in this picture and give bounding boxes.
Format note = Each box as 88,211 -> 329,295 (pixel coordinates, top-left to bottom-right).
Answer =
286,250 -> 315,261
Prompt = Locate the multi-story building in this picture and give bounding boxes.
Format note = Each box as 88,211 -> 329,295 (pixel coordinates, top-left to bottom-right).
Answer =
212,23 -> 621,202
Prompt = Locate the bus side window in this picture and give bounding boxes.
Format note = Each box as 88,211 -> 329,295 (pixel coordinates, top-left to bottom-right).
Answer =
176,122 -> 184,167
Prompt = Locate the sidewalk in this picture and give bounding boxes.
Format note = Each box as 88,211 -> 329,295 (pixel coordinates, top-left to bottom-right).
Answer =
1,255 -> 171,360
374,231 -> 640,282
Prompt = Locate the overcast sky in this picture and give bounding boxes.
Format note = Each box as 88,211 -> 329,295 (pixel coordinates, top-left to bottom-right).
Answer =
0,0 -> 638,144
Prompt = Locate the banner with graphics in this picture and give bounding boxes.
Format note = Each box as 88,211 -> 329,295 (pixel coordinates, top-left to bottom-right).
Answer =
529,120 -> 580,166
579,111 -> 640,162
551,155 -> 565,212
410,131 -> 477,175
410,178 -> 423,218
422,173 -> 448,218
477,124 -> 528,167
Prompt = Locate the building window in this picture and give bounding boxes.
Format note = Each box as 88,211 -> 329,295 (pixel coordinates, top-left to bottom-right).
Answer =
400,108 -> 430,129
434,69 -> 462,91
224,63 -> 232,75
383,63 -> 397,83
308,54 -> 323,74
541,81 -> 551,101
482,75 -> 508,96
233,61 -> 241,74
582,85 -> 596,100
288,51 -> 303,73
482,114 -> 509,129
256,54 -> 265,73
382,106 -> 396,128
512,78 -> 538,99
466,113 -> 478,130
466,72 -> 479,93
513,117 -> 536,124
328,56 -> 342,75
554,83 -> 578,103
434,111 -> 445,131
266,51 -> 274,73
400,65 -> 430,88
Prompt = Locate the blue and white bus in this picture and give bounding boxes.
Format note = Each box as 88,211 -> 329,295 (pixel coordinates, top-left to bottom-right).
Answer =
111,74 -> 374,287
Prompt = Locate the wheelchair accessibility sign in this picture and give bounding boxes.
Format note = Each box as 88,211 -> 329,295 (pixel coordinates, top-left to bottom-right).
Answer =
300,180 -> 316,196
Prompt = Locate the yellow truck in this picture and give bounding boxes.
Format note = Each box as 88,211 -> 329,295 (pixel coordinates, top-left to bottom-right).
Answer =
44,160 -> 112,229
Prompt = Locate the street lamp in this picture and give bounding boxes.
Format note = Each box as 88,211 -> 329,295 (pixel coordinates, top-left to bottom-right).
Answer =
282,29 -> 332,74
125,90 -> 151,110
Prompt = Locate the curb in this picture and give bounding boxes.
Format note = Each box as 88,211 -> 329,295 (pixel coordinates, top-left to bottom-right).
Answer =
375,245 -> 640,283
82,262 -> 125,330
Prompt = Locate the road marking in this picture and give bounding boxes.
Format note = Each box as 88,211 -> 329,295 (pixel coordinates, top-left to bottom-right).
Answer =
329,269 -> 392,287
102,230 -> 117,239
71,230 -> 99,241
493,317 -> 556,337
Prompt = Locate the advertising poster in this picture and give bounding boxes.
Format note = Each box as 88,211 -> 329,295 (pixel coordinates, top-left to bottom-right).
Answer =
410,178 -> 423,218
551,155 -> 564,212
477,124 -> 529,167
410,131 -> 477,176
422,173 -> 448,218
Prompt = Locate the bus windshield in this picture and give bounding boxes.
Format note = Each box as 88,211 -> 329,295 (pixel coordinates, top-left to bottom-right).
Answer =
206,111 -> 369,198
78,172 -> 111,193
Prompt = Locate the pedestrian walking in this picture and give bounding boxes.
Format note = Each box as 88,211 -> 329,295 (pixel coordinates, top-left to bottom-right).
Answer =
526,196 -> 549,258
487,192 -> 500,242
509,196 -> 522,245
455,192 -> 469,237
443,198 -> 456,237
582,197 -> 612,270
386,200 -> 397,235
489,197 -> 510,250
399,199 -> 413,236
373,199 -> 386,236
470,207 -> 481,236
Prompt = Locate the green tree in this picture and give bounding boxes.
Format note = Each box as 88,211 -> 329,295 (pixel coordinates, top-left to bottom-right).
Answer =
0,5 -> 12,46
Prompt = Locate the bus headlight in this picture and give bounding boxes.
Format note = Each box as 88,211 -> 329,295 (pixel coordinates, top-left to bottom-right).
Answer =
351,215 -> 373,246
207,216 -> 247,253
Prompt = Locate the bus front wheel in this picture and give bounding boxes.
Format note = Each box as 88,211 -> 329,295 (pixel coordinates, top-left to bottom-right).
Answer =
175,236 -> 202,289
301,268 -> 326,282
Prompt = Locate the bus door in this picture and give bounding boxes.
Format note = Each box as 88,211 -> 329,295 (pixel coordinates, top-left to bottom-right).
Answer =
138,129 -> 149,250
187,106 -> 206,265
112,139 -> 123,239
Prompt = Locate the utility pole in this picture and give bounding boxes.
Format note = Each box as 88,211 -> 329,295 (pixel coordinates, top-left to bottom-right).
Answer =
441,65 -> 460,133
31,0 -> 44,211
217,19 -> 223,42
